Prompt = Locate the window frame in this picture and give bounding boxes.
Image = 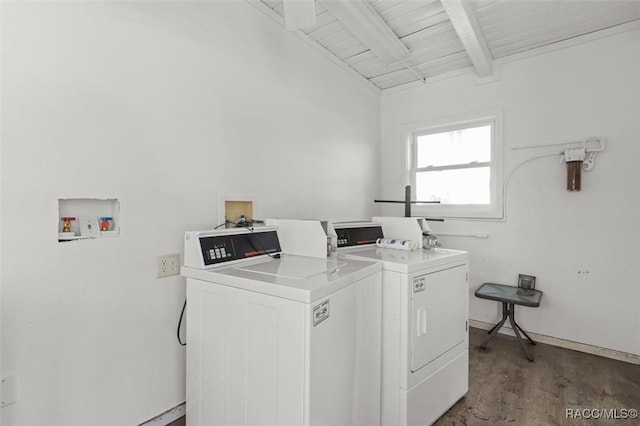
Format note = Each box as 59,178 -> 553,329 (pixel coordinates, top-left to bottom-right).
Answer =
406,109 -> 504,220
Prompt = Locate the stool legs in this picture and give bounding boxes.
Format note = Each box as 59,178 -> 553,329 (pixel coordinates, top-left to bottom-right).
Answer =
486,304 -> 506,335
513,318 -> 536,345
508,305 -> 533,361
481,302 -> 536,361
480,302 -> 509,349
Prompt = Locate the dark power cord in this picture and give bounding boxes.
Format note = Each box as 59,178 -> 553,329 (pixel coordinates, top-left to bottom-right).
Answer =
177,222 -> 279,346
241,223 -> 280,259
177,299 -> 187,346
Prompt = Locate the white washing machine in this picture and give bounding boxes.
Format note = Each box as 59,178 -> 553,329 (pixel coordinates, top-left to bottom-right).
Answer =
181,227 -> 382,426
335,220 -> 469,426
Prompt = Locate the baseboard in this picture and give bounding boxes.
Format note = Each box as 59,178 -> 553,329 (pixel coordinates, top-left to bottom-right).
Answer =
139,402 -> 185,426
469,320 -> 640,365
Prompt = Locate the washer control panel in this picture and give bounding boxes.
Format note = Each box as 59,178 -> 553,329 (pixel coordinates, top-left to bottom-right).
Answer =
199,230 -> 281,266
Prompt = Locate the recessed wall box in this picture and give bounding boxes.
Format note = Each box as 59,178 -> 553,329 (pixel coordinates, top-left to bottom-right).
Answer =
58,198 -> 120,241
225,200 -> 254,226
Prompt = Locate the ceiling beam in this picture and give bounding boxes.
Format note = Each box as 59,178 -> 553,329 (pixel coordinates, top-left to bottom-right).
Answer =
441,0 -> 493,77
320,0 -> 409,65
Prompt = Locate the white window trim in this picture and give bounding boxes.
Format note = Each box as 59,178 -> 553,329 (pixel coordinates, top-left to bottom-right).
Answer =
405,108 -> 504,220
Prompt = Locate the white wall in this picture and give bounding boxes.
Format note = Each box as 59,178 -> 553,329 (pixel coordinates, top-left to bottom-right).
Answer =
381,29 -> 640,356
0,2 -> 379,425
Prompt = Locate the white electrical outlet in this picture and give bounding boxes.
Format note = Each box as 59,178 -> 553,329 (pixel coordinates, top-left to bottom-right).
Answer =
158,253 -> 180,278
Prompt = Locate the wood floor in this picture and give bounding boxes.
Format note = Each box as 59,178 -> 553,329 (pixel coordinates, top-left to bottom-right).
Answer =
171,327 -> 640,426
167,417 -> 185,426
435,327 -> 640,425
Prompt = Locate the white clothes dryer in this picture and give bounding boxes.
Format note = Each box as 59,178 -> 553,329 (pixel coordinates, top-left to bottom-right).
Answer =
182,227 -> 382,426
335,221 -> 469,426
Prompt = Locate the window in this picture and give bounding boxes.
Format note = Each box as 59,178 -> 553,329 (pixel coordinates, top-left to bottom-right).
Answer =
408,110 -> 503,219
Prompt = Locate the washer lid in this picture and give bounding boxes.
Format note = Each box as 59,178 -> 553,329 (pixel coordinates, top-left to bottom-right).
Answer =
182,254 -> 381,303
234,256 -> 347,279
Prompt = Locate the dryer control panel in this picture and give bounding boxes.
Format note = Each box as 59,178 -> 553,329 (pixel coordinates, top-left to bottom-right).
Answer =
334,224 -> 383,248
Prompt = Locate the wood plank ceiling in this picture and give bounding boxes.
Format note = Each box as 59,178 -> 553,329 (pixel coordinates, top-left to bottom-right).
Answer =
255,0 -> 640,91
